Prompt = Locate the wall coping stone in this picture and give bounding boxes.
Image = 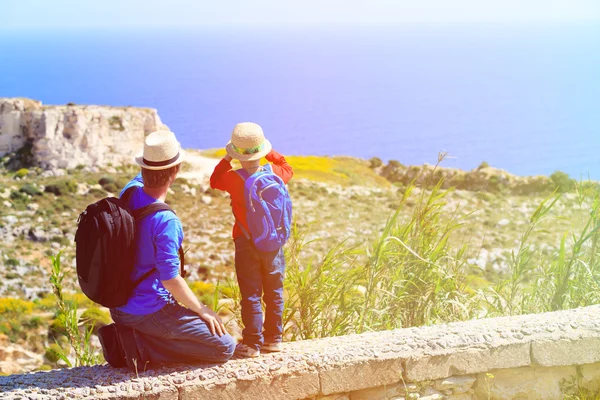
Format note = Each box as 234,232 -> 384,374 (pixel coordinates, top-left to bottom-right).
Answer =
2,305 -> 600,399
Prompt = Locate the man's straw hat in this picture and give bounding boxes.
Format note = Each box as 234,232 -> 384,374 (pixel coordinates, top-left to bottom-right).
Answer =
225,122 -> 272,161
135,131 -> 186,170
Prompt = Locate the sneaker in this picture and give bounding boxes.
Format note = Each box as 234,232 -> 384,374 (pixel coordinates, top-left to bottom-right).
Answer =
262,341 -> 283,353
235,343 -> 260,358
98,324 -> 126,368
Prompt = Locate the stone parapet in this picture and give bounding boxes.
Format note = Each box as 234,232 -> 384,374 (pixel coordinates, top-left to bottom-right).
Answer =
2,306 -> 600,399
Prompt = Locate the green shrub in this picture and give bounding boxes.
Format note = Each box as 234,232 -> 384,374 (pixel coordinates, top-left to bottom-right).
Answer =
5,258 -> 19,267
10,190 -> 29,203
49,314 -> 67,337
79,307 -> 111,333
15,168 -> 29,178
50,236 -> 71,247
45,343 -> 64,363
388,160 -> 404,168
0,298 -> 34,314
108,116 -> 125,131
101,182 -> 118,193
478,161 -> 490,170
45,179 -> 78,196
98,177 -> 115,186
23,316 -> 43,329
369,157 -> 383,169
550,170 -> 575,193
20,184 -> 42,196
88,188 -> 107,198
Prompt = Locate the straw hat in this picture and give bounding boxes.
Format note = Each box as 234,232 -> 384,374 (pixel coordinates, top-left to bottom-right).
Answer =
135,131 -> 186,170
225,122 -> 272,161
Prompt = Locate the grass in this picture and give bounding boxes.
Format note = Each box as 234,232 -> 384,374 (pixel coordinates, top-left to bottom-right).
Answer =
200,148 -> 390,187
0,153 -> 597,376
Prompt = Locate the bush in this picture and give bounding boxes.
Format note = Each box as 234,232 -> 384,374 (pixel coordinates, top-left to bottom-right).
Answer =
88,188 -> 107,198
49,314 -> 67,337
15,168 -> 29,178
45,343 -> 64,363
98,177 -> 115,186
45,179 -> 78,196
101,182 -> 118,193
478,161 -> 490,170
0,298 -> 34,314
369,157 -> 383,169
388,160 -> 404,168
79,307 -> 111,333
10,190 -> 29,203
108,116 -> 125,131
20,184 -> 42,196
550,170 -> 575,192
50,236 -> 71,247
189,281 -> 216,305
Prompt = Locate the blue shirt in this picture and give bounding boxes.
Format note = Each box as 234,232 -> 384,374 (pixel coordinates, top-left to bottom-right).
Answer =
115,173 -> 184,315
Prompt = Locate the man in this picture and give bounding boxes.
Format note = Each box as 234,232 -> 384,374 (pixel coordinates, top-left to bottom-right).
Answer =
100,130 -> 235,369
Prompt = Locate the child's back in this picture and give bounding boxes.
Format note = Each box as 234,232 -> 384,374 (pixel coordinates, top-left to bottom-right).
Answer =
210,122 -> 293,357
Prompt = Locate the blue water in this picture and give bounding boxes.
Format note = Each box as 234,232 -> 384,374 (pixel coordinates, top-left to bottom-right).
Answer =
0,26 -> 598,178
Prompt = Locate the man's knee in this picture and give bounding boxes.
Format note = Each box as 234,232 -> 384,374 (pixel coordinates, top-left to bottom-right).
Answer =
214,334 -> 236,362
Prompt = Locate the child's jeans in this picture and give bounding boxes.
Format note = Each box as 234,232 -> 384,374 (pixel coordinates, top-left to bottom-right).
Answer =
234,235 -> 286,350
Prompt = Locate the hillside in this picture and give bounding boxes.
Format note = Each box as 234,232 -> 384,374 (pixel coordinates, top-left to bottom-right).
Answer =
0,148 -> 593,374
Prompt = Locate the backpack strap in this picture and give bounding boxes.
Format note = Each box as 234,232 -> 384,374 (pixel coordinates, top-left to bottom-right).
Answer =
235,168 -> 250,181
232,164 -> 272,240
132,202 -> 174,220
120,186 -> 138,204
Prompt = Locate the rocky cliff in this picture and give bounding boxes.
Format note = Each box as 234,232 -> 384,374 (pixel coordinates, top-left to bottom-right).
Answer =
0,98 -> 168,169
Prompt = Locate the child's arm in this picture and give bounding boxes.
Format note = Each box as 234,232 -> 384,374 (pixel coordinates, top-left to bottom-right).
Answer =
210,155 -> 234,191
266,150 -> 293,184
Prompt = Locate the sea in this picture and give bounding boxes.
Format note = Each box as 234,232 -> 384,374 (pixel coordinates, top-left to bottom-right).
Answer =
0,25 -> 598,178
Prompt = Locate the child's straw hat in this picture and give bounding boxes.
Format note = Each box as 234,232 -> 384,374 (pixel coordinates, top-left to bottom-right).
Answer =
226,122 -> 272,161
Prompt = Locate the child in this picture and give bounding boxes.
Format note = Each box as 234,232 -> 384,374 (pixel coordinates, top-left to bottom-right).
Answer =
210,122 -> 293,357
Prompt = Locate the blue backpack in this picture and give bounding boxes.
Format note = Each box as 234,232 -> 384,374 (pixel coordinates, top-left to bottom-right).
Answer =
235,164 -> 292,252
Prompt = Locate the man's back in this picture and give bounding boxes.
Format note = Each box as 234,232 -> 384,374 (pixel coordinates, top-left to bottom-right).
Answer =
117,173 -> 184,315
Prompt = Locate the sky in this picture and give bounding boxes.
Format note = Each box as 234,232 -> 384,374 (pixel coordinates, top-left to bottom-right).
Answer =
2,0 -> 600,31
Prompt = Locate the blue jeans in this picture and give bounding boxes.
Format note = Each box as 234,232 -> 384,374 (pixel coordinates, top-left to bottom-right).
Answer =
110,302 -> 235,365
234,236 -> 286,350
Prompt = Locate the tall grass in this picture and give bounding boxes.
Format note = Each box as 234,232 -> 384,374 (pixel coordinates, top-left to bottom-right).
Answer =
48,251 -> 101,367
282,160 -> 479,339
279,171 -> 600,340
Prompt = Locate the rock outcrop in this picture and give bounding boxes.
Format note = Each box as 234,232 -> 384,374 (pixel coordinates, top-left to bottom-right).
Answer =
377,161 -> 554,195
0,98 -> 168,169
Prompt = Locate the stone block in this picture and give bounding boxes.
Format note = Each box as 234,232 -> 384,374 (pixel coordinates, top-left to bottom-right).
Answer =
178,371 -> 320,400
349,383 -> 406,400
433,375 -> 476,393
473,365 -> 577,400
532,337 -> 600,367
405,343 -> 530,381
320,358 -> 403,395
317,394 -> 350,400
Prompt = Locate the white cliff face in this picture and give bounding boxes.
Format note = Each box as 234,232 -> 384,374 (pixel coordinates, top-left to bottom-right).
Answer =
0,98 -> 169,169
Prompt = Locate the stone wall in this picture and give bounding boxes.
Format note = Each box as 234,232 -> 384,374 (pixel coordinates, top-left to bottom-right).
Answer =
0,98 -> 167,169
2,306 -> 600,399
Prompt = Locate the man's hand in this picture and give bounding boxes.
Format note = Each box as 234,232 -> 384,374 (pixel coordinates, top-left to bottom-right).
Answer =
162,276 -> 229,336
224,154 -> 233,162
197,305 -> 227,336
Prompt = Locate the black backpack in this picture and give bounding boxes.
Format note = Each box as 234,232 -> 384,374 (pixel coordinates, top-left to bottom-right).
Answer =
75,187 -> 185,308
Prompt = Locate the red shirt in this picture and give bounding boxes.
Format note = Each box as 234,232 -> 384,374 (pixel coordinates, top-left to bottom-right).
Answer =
210,150 -> 294,239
